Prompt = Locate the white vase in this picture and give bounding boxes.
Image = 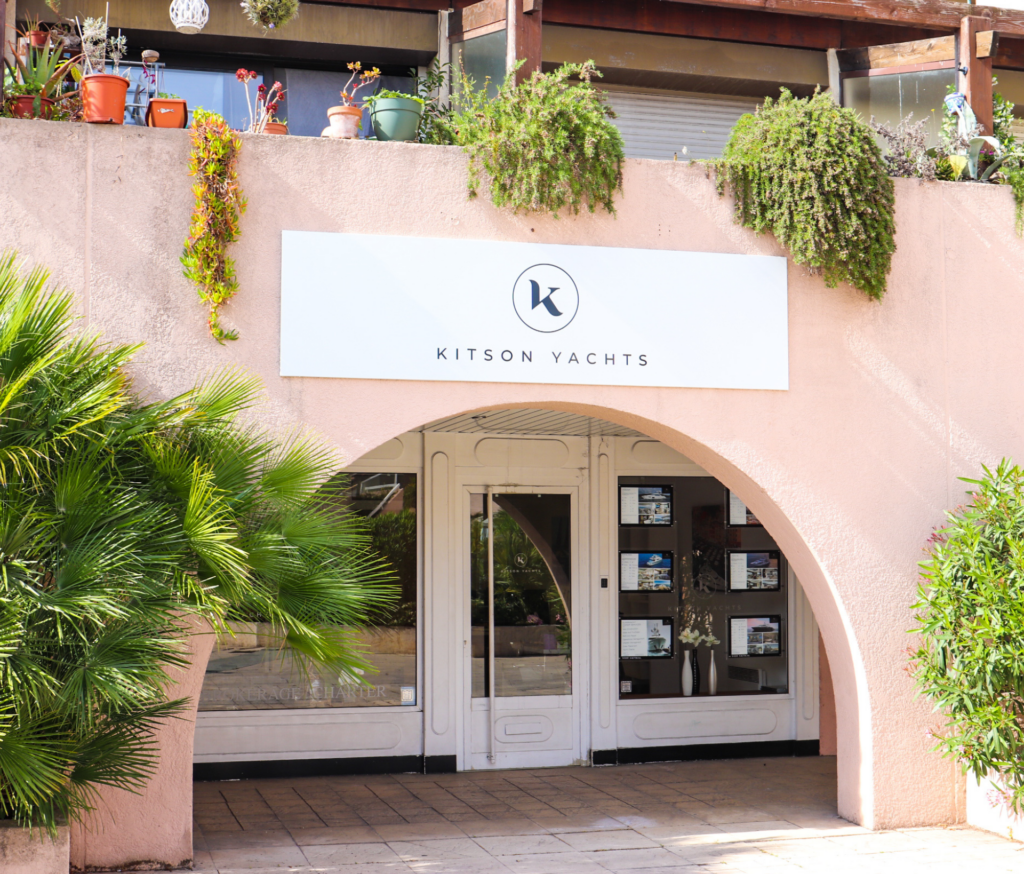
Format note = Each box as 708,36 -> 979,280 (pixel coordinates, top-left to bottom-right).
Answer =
682,650 -> 693,697
708,649 -> 718,695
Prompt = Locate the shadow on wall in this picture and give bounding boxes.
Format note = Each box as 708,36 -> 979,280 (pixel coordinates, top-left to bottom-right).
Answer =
280,70 -> 415,138
820,632 -> 837,756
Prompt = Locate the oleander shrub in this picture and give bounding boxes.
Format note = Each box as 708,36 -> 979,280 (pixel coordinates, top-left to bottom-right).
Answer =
712,88 -> 896,301
910,459 -> 1024,813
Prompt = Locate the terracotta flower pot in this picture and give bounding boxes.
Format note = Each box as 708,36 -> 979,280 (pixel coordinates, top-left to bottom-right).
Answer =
262,121 -> 289,135
321,105 -> 362,139
146,98 -> 188,128
9,95 -> 55,119
28,30 -> 48,48
81,73 -> 129,124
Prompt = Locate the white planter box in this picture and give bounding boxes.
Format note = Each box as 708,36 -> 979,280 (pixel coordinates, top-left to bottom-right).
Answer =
0,821 -> 69,874
967,773 -> 1024,841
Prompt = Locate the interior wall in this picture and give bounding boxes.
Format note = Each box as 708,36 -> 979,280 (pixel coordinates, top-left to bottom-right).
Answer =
543,24 -> 828,97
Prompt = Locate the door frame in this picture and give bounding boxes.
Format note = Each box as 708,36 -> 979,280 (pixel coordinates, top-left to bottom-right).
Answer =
456,476 -> 590,771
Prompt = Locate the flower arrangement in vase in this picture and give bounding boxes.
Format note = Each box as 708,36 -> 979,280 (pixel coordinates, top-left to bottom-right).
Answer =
678,614 -> 719,697
237,69 -> 287,134
322,61 -> 380,139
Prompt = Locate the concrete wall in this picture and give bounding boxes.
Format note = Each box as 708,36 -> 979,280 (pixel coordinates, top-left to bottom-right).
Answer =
2,119 -> 1023,841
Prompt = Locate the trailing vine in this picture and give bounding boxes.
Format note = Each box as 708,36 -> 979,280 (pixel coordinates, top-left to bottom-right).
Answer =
712,89 -> 896,301
910,460 -> 1024,813
452,61 -> 625,218
181,109 -> 247,343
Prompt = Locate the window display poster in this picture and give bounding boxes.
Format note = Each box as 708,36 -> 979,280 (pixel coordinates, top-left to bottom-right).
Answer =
727,490 -> 762,526
620,618 -> 674,659
729,616 -> 782,657
619,485 -> 673,526
620,552 -> 674,592
728,550 -> 781,591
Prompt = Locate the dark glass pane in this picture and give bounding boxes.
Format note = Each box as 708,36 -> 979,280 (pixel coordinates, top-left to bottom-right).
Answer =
471,493 -> 572,698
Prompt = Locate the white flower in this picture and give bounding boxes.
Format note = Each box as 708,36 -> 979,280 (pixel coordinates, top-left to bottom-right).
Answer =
678,627 -> 701,646
703,634 -> 720,647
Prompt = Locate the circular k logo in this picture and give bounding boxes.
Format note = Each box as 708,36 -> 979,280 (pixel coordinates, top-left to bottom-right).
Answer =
512,264 -> 579,333
514,553 -> 528,568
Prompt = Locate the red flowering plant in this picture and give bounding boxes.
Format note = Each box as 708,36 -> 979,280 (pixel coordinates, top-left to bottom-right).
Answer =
236,68 -> 285,133
338,61 -> 381,108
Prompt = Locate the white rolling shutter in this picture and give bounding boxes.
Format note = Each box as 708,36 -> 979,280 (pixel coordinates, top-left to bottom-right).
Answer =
602,87 -> 759,161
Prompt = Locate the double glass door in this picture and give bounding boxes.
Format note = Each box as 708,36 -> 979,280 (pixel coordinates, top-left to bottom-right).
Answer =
465,489 -> 580,769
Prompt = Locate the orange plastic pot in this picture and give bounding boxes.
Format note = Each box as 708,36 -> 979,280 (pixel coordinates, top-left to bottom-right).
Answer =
263,121 -> 289,135
81,73 -> 129,124
8,95 -> 55,119
28,30 -> 48,48
146,98 -> 188,128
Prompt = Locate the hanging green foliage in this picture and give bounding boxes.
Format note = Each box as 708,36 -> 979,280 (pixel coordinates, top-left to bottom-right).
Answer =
181,110 -> 246,343
712,89 -> 896,301
240,0 -> 299,33
452,61 -> 625,218
910,460 -> 1024,814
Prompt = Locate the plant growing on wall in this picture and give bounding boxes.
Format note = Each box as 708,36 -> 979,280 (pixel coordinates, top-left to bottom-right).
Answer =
0,253 -> 397,829
910,459 -> 1024,814
452,61 -> 625,218
240,0 -> 299,33
181,109 -> 246,343
712,89 -> 896,301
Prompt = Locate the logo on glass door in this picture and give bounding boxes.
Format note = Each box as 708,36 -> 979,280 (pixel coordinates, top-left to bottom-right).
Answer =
512,264 -> 579,333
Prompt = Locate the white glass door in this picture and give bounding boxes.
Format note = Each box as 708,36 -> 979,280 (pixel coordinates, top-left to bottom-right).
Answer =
464,488 -> 581,769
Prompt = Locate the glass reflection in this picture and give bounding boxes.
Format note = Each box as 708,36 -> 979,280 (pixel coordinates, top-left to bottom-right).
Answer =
198,472 -> 417,711
471,493 -> 572,698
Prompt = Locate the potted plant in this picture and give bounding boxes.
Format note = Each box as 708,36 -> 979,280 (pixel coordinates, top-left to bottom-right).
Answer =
23,13 -> 48,47
237,69 -> 287,134
321,61 -> 380,139
0,256 -> 397,871
3,38 -> 72,119
366,88 -> 425,142
146,92 -> 188,128
240,0 -> 299,33
78,16 -> 130,124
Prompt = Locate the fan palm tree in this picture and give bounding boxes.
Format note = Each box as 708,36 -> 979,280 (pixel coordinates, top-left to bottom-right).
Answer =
0,253 -> 396,832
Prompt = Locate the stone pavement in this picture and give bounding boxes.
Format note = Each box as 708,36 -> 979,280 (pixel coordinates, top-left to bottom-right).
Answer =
188,756 -> 1023,873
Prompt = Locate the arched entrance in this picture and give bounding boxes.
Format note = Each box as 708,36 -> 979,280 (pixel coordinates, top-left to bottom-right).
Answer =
193,406 -> 850,816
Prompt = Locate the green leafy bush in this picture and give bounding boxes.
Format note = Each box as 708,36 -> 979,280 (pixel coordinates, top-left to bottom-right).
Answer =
911,460 -> 1024,813
712,89 -> 896,301
181,110 -> 246,343
452,61 -> 625,217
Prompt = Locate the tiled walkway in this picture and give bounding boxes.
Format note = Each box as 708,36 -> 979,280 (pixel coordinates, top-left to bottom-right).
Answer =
190,757 -> 1022,873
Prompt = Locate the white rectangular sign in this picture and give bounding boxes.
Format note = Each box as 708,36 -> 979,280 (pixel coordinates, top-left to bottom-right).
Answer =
280,231 -> 788,390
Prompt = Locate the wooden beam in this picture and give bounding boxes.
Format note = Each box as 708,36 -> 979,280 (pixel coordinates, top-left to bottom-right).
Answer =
540,0 -> 947,53
450,0 -> 507,40
0,0 -> 5,107
837,35 -> 954,70
516,0 -> 543,83
961,15 -> 994,134
661,0 -> 1024,39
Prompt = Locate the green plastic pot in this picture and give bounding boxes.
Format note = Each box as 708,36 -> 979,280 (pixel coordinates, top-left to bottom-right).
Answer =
369,97 -> 424,142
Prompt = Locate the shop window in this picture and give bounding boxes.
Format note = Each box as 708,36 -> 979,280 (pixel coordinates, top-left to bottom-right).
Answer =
198,472 -> 418,711
617,476 -> 789,698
